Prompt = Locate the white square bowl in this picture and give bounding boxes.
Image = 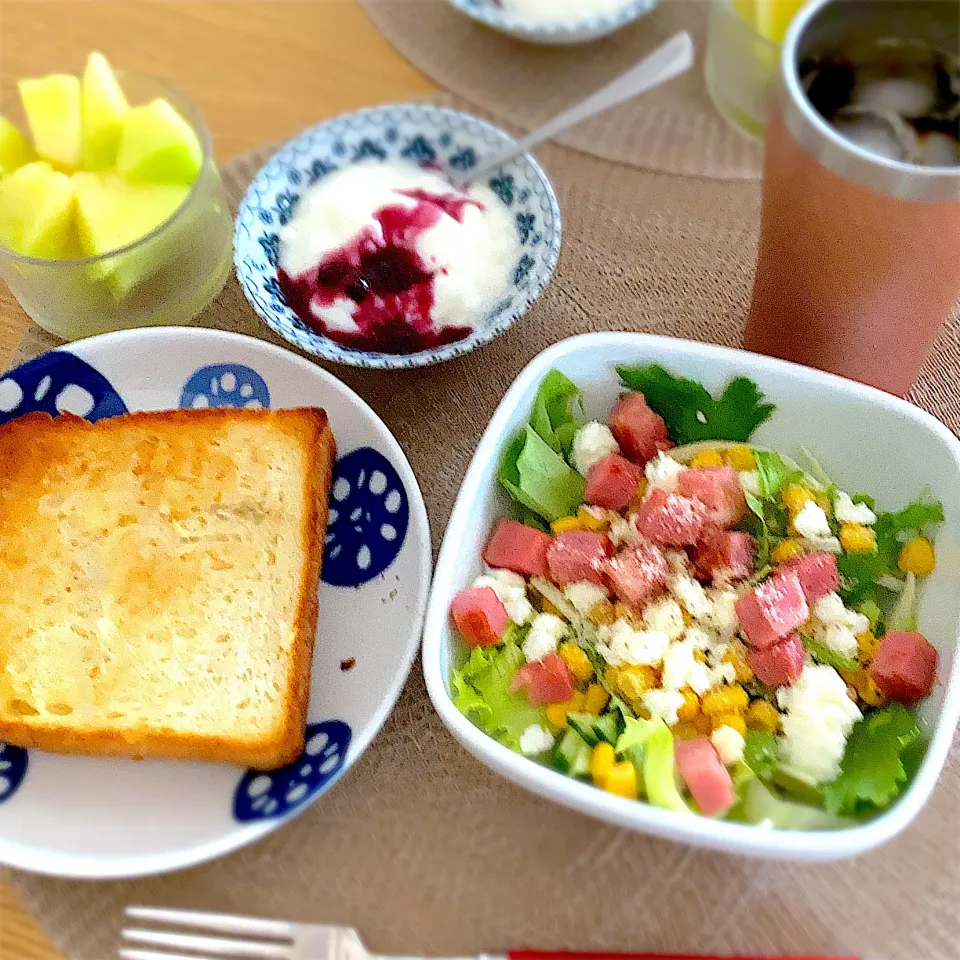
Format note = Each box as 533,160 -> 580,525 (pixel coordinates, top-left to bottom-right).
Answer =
422,332 -> 960,861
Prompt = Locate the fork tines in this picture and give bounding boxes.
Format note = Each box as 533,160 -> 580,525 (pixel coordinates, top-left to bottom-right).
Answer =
121,906 -> 299,960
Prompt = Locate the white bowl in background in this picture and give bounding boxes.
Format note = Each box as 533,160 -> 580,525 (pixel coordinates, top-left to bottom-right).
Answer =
446,0 -> 659,44
422,332 -> 960,860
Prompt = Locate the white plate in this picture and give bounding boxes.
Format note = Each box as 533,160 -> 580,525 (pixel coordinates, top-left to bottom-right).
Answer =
422,332 -> 960,861
0,328 -> 431,878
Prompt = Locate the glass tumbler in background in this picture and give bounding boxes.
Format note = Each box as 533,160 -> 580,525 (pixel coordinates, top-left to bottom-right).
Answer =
744,0 -> 960,397
0,73 -> 233,342
704,0 -> 781,140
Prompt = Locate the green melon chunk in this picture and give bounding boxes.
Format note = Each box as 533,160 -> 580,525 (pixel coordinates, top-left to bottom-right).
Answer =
0,116 -> 36,175
81,52 -> 129,170
19,74 -> 82,170
116,98 -> 203,185
73,170 -> 189,296
0,161 -> 76,258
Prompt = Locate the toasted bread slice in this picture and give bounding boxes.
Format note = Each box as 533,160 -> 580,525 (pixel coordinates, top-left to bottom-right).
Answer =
0,407 -> 334,770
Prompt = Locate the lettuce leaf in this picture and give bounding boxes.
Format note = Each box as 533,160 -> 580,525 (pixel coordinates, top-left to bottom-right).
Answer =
753,450 -> 803,498
801,635 -> 858,672
739,778 -> 852,830
450,641 -> 544,751
742,730 -> 779,781
616,717 -> 689,813
616,364 -> 775,445
822,704 -> 923,816
838,497 -> 945,609
528,370 -> 583,458
499,425 -> 585,522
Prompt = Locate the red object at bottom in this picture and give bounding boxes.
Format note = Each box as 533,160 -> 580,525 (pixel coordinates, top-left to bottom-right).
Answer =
509,952 -> 859,960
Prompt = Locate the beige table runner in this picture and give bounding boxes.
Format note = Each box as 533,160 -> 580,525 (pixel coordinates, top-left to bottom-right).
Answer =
359,0 -> 764,179
6,134 -> 960,960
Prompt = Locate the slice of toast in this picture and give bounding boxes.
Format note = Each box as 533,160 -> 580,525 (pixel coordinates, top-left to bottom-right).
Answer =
0,406 -> 335,770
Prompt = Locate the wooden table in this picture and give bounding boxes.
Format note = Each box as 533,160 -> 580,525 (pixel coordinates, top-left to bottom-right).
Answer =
0,3 -> 435,957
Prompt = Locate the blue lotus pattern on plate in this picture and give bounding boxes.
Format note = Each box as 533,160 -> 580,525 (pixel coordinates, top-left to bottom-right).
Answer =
233,720 -> 352,821
234,104 -> 561,370
323,447 -> 409,587
180,364 -> 271,410
0,351 -> 127,427
0,743 -> 28,805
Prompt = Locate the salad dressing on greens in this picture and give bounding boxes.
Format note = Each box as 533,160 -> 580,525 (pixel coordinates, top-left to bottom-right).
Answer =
450,365 -> 942,828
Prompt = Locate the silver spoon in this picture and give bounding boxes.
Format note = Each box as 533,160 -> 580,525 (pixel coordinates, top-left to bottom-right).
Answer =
452,31 -> 695,188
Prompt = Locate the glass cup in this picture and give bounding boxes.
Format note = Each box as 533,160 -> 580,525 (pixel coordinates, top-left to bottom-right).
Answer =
704,0 -> 781,140
0,72 -> 233,341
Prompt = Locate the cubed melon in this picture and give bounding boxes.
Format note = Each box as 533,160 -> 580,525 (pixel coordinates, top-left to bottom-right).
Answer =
73,170 -> 189,296
0,116 -> 36,175
18,74 -> 82,170
81,52 -> 129,170
0,161 -> 76,258
116,98 -> 203,185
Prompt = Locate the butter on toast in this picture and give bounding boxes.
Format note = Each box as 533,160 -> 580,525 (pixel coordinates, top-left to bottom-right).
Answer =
0,406 -> 334,770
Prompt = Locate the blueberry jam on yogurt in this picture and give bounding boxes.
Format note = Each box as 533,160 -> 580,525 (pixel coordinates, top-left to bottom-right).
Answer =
277,161 -> 521,355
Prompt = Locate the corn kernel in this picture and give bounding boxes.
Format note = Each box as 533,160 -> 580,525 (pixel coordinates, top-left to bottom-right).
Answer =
711,711 -> 747,735
840,524 -> 878,554
616,664 -> 659,708
577,506 -> 610,532
672,721 -> 702,740
591,742 -> 616,786
691,449 -> 725,470
582,683 -> 610,716
899,537 -> 936,576
726,445 -> 757,471
627,479 -> 649,513
693,649 -> 707,664
723,648 -> 754,684
771,539 -> 803,565
539,597 -> 565,618
546,703 -> 570,728
614,601 -> 643,628
558,642 -> 594,683
602,761 -> 639,800
702,684 -> 749,717
590,599 -> 617,626
677,688 -> 700,722
693,710 -> 714,735
551,515 -> 583,534
783,484 -> 813,513
853,668 -> 886,707
856,630 -> 881,663
745,699 -> 780,733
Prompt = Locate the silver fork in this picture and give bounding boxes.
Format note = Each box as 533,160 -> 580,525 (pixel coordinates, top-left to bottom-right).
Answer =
120,907 -> 472,960
121,906 -> 879,960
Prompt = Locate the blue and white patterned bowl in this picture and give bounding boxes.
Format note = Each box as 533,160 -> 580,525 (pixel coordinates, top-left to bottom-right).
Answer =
0,328 -> 431,878
446,0 -> 659,44
234,103 -> 561,370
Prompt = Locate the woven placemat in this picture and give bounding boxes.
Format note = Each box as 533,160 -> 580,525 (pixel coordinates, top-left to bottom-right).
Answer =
358,0 -> 764,180
6,134 -> 960,960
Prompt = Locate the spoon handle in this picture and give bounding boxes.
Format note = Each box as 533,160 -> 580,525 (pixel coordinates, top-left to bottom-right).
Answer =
458,31 -> 695,187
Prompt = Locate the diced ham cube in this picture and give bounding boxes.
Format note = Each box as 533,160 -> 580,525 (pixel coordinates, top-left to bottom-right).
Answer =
483,519 -> 552,579
735,571 -> 809,649
870,631 -> 938,705
451,586 -> 510,648
585,453 -> 644,512
674,738 -> 736,817
511,653 -> 575,705
634,488 -> 707,547
609,392 -> 672,466
783,551 -> 839,602
678,466 -> 748,530
546,531 -> 612,586
747,633 -> 806,687
694,530 -> 755,582
603,542 -> 670,608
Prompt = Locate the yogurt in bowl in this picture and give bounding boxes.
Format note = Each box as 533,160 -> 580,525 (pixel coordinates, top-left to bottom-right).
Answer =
277,161 -> 521,355
447,0 -> 659,44
235,104 -> 561,370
